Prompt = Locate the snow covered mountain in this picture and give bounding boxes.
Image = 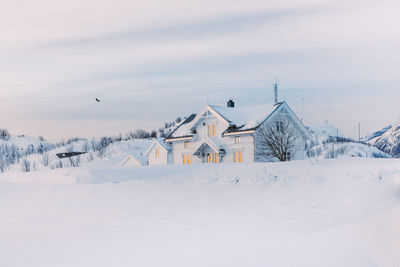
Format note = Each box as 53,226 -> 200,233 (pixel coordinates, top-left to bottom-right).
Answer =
306,123 -> 391,159
364,120 -> 400,157
362,125 -> 392,142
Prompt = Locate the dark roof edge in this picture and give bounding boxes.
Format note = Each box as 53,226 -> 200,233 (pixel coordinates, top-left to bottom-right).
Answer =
164,113 -> 196,140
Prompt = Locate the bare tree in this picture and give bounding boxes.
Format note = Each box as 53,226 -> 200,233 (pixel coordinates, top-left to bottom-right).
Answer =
0,128 -> 11,140
52,160 -> 63,169
0,157 -> 6,173
82,141 -> 89,153
69,156 -> 81,167
133,129 -> 150,139
40,152 -> 50,167
21,158 -> 31,172
256,115 -> 302,162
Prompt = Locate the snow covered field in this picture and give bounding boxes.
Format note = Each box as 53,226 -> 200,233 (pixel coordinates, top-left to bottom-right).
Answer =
1,159 -> 400,267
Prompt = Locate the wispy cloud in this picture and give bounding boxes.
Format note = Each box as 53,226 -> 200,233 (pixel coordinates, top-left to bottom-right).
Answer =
42,4 -> 332,48
0,0 -> 399,140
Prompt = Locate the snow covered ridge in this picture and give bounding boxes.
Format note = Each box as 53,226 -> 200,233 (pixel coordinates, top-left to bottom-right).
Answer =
0,133 -> 154,173
363,120 -> 400,157
305,124 -> 391,159
0,135 -> 55,172
0,159 -> 399,267
362,125 -> 392,142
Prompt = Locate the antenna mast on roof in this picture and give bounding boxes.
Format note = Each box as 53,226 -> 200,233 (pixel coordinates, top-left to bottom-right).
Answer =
273,77 -> 279,104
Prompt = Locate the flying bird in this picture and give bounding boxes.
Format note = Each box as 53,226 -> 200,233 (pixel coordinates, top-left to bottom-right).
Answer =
95,98 -> 101,102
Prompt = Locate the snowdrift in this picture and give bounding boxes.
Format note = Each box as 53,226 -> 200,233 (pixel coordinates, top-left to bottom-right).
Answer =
0,158 -> 399,267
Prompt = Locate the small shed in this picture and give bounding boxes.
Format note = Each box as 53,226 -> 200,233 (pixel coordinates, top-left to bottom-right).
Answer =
120,155 -> 145,167
145,139 -> 172,165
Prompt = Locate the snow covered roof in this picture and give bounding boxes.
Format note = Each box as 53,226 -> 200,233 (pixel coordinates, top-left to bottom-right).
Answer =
120,155 -> 145,166
209,103 -> 281,130
144,139 -> 172,155
166,102 -> 283,139
105,139 -> 152,166
193,138 -> 220,156
165,114 -> 196,140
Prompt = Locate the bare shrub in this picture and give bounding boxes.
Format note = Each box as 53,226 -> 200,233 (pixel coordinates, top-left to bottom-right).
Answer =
40,153 -> 50,167
69,156 -> 80,167
21,158 -> 31,172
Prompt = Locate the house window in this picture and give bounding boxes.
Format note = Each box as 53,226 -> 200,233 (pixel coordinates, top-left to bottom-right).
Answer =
183,155 -> 191,164
184,141 -> 189,148
234,151 -> 243,163
207,153 -> 219,163
235,136 -> 241,144
155,148 -> 160,158
208,124 -> 216,137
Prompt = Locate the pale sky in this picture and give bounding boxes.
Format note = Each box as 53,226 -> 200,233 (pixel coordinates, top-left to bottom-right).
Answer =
1,0 -> 399,141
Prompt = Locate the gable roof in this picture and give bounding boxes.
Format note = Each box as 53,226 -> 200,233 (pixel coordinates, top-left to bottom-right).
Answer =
164,101 -> 311,140
193,138 -> 220,156
120,155 -> 145,166
209,102 -> 282,131
144,139 -> 172,156
165,114 -> 196,140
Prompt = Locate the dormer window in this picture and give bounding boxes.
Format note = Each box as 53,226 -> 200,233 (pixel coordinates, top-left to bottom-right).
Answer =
202,111 -> 212,117
208,124 -> 216,137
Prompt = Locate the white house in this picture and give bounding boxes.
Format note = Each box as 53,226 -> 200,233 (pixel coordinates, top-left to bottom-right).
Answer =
144,139 -> 172,165
148,100 -> 312,165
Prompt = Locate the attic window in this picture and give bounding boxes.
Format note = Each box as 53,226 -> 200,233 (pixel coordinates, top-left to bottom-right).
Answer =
235,136 -> 241,144
202,111 -> 212,117
184,141 -> 189,148
280,108 -> 290,115
155,148 -> 160,158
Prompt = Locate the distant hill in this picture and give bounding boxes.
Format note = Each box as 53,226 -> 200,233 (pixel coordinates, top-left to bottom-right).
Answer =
306,124 -> 391,159
0,133 -> 153,173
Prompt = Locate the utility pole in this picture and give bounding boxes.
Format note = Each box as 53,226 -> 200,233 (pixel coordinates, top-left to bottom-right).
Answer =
273,78 -> 279,104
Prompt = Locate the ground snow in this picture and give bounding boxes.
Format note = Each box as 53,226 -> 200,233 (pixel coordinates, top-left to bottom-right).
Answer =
0,159 -> 399,267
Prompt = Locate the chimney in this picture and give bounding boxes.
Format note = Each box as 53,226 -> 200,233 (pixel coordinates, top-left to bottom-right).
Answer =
227,99 -> 235,108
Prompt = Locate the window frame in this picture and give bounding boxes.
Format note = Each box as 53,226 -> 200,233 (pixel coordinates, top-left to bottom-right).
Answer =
208,124 -> 217,137
233,150 -> 243,163
235,136 -> 241,144
183,154 -> 191,164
